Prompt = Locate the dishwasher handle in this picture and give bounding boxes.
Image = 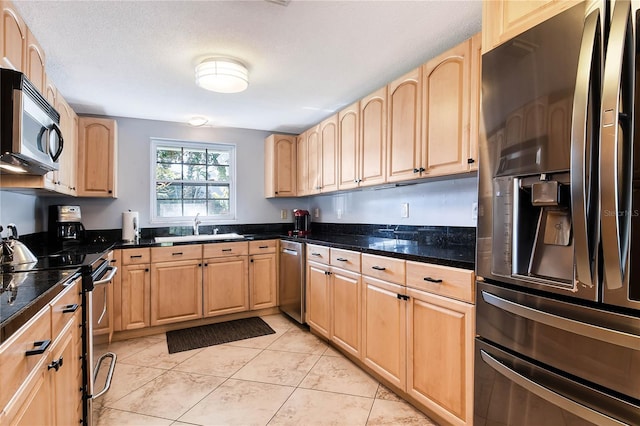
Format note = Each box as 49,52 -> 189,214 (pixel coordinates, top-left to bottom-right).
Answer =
282,248 -> 299,256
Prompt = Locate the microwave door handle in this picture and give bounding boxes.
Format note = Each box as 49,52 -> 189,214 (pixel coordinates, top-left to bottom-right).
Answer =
49,122 -> 64,162
571,9 -> 601,290
601,0 -> 633,291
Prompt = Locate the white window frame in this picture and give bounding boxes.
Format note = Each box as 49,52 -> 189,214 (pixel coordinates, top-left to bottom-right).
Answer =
150,138 -> 237,224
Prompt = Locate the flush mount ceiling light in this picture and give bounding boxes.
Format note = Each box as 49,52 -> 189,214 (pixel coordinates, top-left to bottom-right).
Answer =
195,57 -> 249,93
187,116 -> 208,127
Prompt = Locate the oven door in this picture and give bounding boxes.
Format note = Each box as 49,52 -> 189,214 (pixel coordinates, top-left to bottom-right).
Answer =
87,264 -> 117,426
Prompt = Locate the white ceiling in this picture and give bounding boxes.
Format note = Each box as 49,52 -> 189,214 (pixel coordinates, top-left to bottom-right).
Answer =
14,0 -> 482,134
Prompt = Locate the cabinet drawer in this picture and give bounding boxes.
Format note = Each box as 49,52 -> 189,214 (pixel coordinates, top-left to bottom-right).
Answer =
406,261 -> 474,303
203,241 -> 249,258
0,306 -> 52,411
122,248 -> 151,265
362,254 -> 405,285
307,244 -> 330,264
152,244 -> 202,262
50,277 -> 81,339
330,248 -> 361,273
249,239 -> 278,254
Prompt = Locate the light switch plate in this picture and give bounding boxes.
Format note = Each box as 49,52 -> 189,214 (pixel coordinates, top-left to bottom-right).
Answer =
401,203 -> 409,218
280,209 -> 287,220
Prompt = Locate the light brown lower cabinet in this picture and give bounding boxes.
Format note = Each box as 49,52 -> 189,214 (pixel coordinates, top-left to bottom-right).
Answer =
362,276 -> 407,390
119,263 -> 151,330
330,267 -> 362,359
203,255 -> 249,317
249,253 -> 277,310
151,259 -> 203,326
306,260 -> 331,338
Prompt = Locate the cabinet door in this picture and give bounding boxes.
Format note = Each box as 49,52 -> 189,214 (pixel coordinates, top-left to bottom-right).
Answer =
77,117 -> 118,197
110,250 -> 123,332
362,276 -> 406,389
306,261 -> 331,338
297,132 -> 309,196
468,32 -> 481,171
1,2 -> 26,71
406,288 -> 475,425
387,67 -> 421,182
338,102 -> 359,190
52,319 -> 81,426
3,361 -> 54,426
320,115 -> 338,193
120,264 -> 151,330
422,39 -> 471,177
25,28 -> 45,94
55,96 -> 77,195
306,125 -> 321,194
331,268 -> 361,359
265,134 -> 297,197
249,253 -> 277,310
360,87 -> 387,187
151,260 -> 203,326
92,273 -> 114,342
203,256 -> 249,317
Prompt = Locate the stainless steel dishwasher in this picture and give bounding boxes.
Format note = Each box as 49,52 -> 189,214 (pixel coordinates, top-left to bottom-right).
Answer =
279,240 -> 305,323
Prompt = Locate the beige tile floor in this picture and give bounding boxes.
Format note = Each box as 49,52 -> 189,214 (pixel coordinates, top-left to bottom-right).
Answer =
94,314 -> 438,426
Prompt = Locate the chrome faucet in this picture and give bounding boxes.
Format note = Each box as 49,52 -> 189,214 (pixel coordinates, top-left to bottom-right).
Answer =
213,228 -> 219,235
193,213 -> 202,235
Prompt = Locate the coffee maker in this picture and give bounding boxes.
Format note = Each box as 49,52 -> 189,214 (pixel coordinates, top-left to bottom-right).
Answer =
293,209 -> 311,236
49,205 -> 86,246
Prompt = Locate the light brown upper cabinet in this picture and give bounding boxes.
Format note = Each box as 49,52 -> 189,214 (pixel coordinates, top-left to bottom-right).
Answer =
297,131 -> 309,196
360,87 -> 388,187
320,115 -> 338,193
421,36 -> 475,177
25,28 -> 45,94
387,67 -> 422,183
1,0 -> 26,71
338,101 -> 360,190
306,124 -> 321,195
264,134 -> 297,198
468,32 -> 481,172
483,0 -> 577,53
53,95 -> 78,195
77,117 -> 118,197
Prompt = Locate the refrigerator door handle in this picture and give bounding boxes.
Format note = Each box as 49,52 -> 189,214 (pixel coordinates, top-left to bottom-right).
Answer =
480,290 -> 640,350
600,0 -> 634,291
480,350 -> 627,426
571,8 -> 601,290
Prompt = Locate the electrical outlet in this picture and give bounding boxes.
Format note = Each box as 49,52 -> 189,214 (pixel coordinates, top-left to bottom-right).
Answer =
401,203 -> 409,218
280,209 -> 287,220
314,208 -> 320,218
337,209 -> 343,219
472,202 -> 478,221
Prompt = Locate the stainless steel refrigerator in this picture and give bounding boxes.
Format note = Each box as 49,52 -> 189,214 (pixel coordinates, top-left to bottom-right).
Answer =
476,0 -> 640,424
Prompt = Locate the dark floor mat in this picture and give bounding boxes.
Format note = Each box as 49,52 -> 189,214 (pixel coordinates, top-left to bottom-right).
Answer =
166,317 -> 276,354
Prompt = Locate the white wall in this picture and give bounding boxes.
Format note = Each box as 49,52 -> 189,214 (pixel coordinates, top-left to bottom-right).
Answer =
1,116 -> 478,233
308,175 -> 478,227
47,116 -> 302,230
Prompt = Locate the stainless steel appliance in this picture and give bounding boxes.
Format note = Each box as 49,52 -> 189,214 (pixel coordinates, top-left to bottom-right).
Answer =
279,240 -> 305,323
0,69 -> 63,174
293,209 -> 311,236
477,1 -> 640,424
49,205 -> 87,245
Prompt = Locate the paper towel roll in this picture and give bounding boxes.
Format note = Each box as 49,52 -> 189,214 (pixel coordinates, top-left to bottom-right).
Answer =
122,211 -> 139,242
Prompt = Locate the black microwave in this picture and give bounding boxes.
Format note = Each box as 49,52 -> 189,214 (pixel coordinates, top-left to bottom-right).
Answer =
0,69 -> 63,175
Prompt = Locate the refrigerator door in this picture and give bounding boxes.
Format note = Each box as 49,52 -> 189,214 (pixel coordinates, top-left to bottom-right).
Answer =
474,339 -> 639,426
476,281 -> 640,401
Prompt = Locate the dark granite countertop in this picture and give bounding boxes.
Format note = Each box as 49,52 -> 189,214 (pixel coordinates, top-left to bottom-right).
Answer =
284,233 -> 475,270
0,269 -> 78,343
113,233 -> 475,270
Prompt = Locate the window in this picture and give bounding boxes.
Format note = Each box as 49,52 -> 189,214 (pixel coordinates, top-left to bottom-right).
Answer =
151,138 -> 236,222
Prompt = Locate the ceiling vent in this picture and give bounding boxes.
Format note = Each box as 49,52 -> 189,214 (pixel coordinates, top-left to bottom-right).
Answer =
264,0 -> 291,6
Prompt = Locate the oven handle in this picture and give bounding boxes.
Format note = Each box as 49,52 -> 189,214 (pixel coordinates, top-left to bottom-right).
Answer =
92,352 -> 117,399
94,266 -> 117,285
480,350 -> 625,426
481,290 -> 640,350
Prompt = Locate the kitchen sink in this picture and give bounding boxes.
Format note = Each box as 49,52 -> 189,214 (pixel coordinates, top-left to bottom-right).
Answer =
154,233 -> 244,243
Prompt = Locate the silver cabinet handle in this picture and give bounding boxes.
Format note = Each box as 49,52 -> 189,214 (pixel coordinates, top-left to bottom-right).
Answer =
480,350 -> 625,426
481,290 -> 640,350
